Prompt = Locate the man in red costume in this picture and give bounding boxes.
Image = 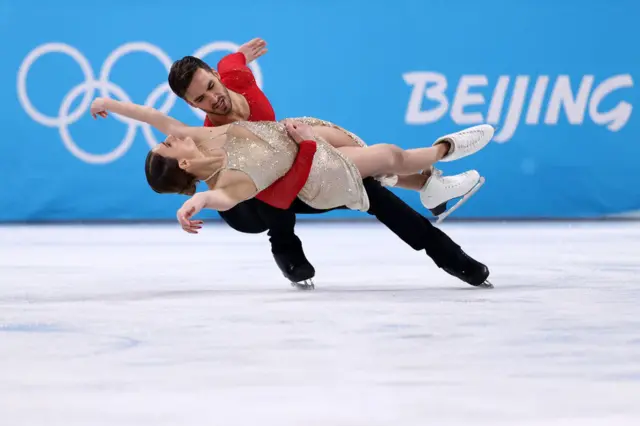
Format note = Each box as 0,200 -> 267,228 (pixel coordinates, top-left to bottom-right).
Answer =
167,38 -> 491,289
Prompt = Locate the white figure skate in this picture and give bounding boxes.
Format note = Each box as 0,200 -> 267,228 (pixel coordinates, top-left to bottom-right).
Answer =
434,124 -> 494,162
420,168 -> 485,223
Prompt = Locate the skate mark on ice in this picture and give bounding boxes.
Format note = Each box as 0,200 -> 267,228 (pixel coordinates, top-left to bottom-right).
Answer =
0,323 -> 66,333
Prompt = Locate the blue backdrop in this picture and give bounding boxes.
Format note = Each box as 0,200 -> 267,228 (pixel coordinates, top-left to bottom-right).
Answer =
2,0 -> 638,221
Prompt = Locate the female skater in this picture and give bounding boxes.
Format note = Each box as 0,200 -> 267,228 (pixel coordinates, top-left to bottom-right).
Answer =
90,97 -> 493,232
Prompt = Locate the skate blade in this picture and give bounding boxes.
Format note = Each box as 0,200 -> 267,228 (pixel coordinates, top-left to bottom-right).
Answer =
435,177 -> 485,224
477,279 -> 494,289
291,279 -> 315,290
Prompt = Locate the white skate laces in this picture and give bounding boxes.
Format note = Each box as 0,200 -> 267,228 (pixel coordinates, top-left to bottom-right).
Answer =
434,124 -> 494,162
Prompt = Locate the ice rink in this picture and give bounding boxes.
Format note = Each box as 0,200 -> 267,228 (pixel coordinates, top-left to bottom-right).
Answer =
1,221 -> 640,425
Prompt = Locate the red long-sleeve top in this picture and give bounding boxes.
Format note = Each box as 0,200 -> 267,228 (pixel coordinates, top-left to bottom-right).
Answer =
203,53 -> 315,209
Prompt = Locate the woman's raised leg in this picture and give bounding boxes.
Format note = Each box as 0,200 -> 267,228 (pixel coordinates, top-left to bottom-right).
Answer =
338,144 -> 450,178
321,124 -> 495,179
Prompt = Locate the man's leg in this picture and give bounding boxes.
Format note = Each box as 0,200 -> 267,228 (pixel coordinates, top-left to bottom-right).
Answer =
361,177 -> 491,287
284,179 -> 490,287
255,200 -> 316,285
218,199 -> 315,284
218,199 -> 269,234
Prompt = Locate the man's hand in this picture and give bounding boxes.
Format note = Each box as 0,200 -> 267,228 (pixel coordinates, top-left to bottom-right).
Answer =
283,119 -> 315,143
238,38 -> 268,63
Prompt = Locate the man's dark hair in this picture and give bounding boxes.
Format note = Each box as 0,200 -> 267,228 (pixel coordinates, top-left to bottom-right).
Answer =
168,56 -> 212,99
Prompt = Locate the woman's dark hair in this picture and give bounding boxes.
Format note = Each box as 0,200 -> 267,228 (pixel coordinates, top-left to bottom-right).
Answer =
145,151 -> 197,196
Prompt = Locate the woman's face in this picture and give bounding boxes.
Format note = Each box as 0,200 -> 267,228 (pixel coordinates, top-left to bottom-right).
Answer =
152,135 -> 200,160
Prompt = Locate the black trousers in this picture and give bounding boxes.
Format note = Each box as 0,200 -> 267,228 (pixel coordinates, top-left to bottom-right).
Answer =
218,178 -> 463,268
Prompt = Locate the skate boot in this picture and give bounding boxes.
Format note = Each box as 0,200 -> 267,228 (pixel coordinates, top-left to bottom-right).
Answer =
440,248 -> 493,288
434,124 -> 494,162
273,249 -> 316,290
420,167 -> 485,223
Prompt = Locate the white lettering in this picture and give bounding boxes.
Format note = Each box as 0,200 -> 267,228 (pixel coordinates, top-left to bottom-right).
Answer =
486,76 -> 510,124
495,76 -> 529,143
403,72 -> 633,142
544,75 -> 594,125
589,74 -> 633,131
450,75 -> 487,124
403,72 -> 448,124
525,76 -> 549,124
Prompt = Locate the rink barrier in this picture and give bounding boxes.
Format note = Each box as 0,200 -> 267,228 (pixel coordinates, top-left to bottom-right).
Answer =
2,0 -> 639,221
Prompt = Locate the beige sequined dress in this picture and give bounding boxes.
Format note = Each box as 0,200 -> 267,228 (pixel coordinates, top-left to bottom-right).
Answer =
212,117 -> 370,211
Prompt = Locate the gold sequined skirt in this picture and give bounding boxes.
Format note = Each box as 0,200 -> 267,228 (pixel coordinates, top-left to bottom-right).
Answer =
282,117 -> 370,212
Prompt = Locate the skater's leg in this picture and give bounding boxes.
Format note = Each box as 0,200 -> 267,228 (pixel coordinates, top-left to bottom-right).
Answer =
311,125 -> 448,175
316,124 -> 493,178
308,124 -> 435,192
310,123 -> 489,221
282,179 -> 491,287
219,199 -> 315,285
394,173 -> 428,191
339,143 -> 450,178
338,123 -> 495,178
252,199 -> 316,284
361,177 -> 491,287
218,199 -> 268,234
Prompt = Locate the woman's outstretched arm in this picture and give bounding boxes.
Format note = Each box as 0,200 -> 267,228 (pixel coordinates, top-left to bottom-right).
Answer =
91,97 -> 187,136
91,97 -> 230,146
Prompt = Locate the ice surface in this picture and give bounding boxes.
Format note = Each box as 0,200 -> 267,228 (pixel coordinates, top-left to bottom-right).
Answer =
1,222 -> 640,425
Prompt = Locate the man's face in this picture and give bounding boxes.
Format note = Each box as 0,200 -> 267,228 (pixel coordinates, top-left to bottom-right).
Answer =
184,68 -> 232,115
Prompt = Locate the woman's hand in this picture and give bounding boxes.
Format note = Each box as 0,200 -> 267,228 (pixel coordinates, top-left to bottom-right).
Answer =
176,193 -> 208,234
90,97 -> 109,119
